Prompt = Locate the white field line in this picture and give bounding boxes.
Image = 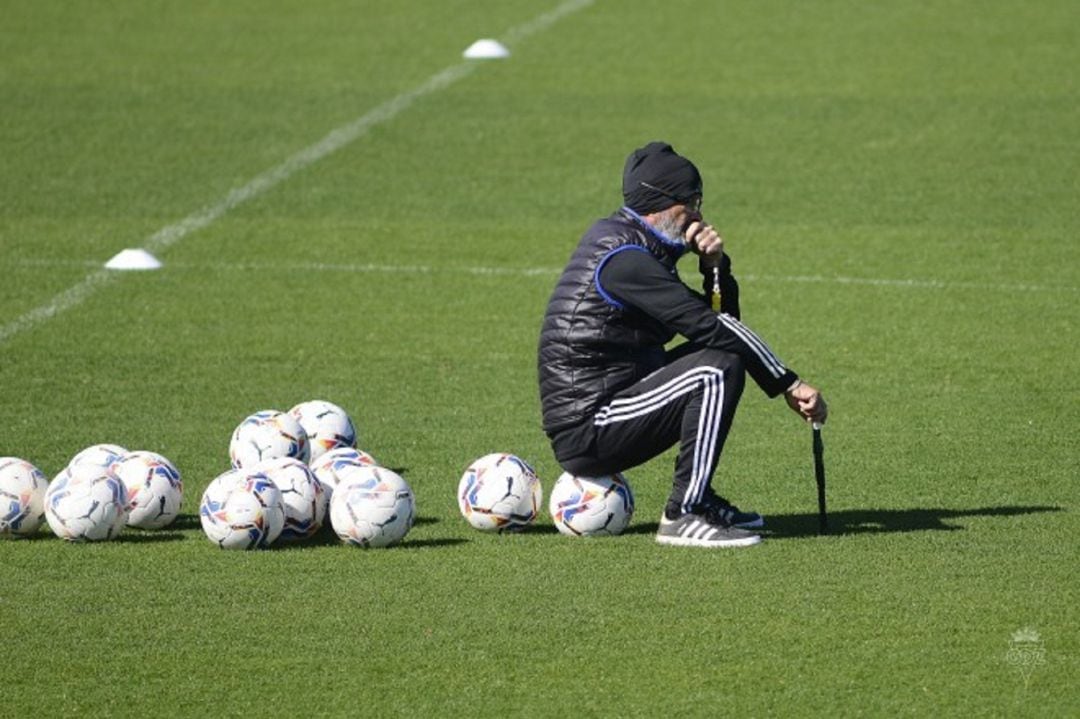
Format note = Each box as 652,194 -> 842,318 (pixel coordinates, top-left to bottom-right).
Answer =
740,272 -> 1080,295
10,257 -> 1079,294
158,259 -> 1080,294
0,0 -> 594,347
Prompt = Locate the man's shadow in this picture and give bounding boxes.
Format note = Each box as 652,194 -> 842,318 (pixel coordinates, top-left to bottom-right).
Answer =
627,505 -> 1063,538
768,505 -> 1064,538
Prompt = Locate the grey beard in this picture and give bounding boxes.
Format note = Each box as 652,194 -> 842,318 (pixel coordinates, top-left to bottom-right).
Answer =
653,214 -> 686,246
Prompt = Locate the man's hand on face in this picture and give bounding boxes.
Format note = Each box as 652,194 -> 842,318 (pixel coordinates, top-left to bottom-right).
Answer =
685,220 -> 724,267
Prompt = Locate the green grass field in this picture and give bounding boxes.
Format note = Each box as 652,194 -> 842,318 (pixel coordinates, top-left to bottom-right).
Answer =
1,0 -> 1077,715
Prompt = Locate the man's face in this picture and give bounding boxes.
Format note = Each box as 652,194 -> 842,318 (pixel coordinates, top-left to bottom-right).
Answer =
672,195 -> 703,231
653,198 -> 703,244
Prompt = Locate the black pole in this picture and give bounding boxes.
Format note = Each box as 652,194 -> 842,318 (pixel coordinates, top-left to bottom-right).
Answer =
812,423 -> 827,534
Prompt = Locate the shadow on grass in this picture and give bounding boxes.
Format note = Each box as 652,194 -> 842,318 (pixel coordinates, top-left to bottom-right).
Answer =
622,505 -> 1064,539
515,523 -> 561,535
767,505 -> 1065,539
115,531 -> 186,543
624,522 -> 661,535
168,513 -> 203,531
273,534 -> 468,551
269,515 -> 448,551
5,532 -> 59,543
399,538 -> 469,549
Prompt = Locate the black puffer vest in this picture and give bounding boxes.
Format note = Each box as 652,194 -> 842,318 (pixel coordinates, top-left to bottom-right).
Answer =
538,209 -> 684,436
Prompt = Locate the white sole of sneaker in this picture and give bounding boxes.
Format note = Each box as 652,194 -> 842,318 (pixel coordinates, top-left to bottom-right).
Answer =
655,533 -> 762,548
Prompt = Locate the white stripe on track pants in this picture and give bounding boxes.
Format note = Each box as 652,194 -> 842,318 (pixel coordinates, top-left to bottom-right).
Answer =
554,346 -> 746,516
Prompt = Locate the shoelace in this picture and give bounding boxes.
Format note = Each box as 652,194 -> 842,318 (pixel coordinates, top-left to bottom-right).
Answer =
702,502 -> 738,528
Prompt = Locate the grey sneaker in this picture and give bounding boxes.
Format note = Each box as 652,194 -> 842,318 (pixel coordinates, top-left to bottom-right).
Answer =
655,511 -> 762,548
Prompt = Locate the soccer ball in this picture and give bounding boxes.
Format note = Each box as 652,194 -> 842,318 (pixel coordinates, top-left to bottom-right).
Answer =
229,410 -> 310,469
257,457 -> 327,542
198,469 -> 244,524
310,446 -> 379,503
549,472 -> 635,537
457,453 -> 542,532
329,465 -> 414,548
44,463 -> 128,542
68,443 -> 128,470
199,469 -> 285,550
289,400 -> 358,462
0,457 -> 49,539
113,450 -> 183,529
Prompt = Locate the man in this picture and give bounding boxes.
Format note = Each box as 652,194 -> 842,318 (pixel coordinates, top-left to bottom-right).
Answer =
537,141 -> 827,548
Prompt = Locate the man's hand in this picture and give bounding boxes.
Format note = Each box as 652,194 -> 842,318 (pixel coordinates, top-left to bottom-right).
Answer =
784,380 -> 828,424
685,221 -> 723,267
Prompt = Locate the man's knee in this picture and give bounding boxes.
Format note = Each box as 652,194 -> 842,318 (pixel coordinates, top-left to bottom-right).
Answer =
693,349 -> 746,405
694,347 -> 745,378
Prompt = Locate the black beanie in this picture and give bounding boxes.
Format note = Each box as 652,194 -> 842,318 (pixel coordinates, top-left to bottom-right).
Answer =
622,141 -> 702,214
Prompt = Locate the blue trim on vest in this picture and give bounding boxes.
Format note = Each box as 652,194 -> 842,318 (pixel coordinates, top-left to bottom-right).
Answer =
620,206 -> 688,257
595,245 -> 650,309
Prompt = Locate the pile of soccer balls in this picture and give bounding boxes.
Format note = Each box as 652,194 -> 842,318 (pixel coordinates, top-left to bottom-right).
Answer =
201,399 -> 414,550
0,444 -> 183,542
2,399 -> 637,548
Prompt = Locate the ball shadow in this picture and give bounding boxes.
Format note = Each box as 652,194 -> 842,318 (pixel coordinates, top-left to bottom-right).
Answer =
399,537 -> 469,549
166,513 -> 203,531
114,531 -> 186,543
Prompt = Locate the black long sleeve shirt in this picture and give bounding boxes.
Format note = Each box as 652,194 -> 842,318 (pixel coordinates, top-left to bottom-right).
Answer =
596,248 -> 798,397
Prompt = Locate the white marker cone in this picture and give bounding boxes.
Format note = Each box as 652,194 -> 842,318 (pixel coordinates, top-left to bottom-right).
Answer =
104,248 -> 162,270
463,39 -> 510,59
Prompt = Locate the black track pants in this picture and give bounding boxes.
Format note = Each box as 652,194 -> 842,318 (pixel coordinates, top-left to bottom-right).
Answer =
553,346 -> 746,516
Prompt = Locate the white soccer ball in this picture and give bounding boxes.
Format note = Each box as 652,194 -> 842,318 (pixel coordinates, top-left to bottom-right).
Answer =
309,446 -> 379,504
113,450 -> 183,529
44,463 -> 128,542
329,465 -> 414,548
257,457 -> 327,542
198,469 -> 245,519
457,453 -> 542,532
199,469 -> 285,550
549,472 -> 635,537
229,410 -> 310,469
289,400 -> 358,462
68,443 -> 128,470
0,457 -> 49,539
